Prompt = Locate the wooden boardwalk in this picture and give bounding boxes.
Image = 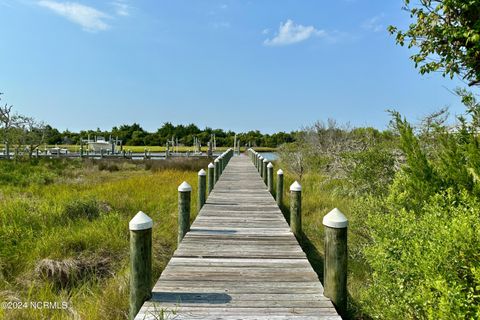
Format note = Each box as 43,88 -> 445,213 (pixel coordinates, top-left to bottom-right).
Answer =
135,155 -> 341,320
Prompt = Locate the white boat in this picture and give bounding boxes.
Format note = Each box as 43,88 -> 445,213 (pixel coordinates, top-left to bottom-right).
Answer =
87,137 -> 112,152
49,147 -> 68,155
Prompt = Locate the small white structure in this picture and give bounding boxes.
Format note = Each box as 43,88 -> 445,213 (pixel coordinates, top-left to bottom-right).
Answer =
83,136 -> 121,153
49,146 -> 68,155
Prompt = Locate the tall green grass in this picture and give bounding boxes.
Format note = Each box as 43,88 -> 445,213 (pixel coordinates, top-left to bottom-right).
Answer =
0,158 -> 203,319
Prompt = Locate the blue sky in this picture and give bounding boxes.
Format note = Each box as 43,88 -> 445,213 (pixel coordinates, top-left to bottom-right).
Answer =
0,0 -> 471,133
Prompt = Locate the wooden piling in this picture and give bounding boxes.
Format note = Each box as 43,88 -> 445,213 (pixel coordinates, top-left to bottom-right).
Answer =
129,211 -> 153,320
276,169 -> 284,206
267,162 -> 274,194
323,208 -> 348,315
208,162 -> 215,193
214,158 -> 220,182
219,156 -> 224,175
257,154 -> 261,172
263,158 -> 268,185
289,181 -> 302,238
198,169 -> 206,212
178,181 -> 192,245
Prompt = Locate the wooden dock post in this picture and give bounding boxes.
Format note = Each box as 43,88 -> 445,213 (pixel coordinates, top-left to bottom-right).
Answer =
258,156 -> 264,176
262,158 -> 268,185
129,211 -> 153,320
267,162 -> 274,194
178,181 -> 192,245
323,208 -> 348,315
289,181 -> 302,238
214,158 -> 220,183
219,155 -> 224,175
208,162 -> 215,193
276,169 -> 284,206
198,169 -> 206,212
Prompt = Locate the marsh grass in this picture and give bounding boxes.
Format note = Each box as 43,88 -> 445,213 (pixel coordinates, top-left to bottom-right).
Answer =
0,158 -> 202,319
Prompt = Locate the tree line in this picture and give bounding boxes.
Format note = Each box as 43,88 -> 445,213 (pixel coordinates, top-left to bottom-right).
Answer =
0,96 -> 295,150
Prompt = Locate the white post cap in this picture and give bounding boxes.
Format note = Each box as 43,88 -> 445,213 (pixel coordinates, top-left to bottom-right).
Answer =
290,181 -> 302,192
178,181 -> 192,192
267,162 -> 274,168
277,169 -> 284,175
129,211 -> 153,231
323,208 -> 348,228
263,158 -> 268,163
208,162 -> 215,168
198,169 -> 206,176
214,158 -> 220,163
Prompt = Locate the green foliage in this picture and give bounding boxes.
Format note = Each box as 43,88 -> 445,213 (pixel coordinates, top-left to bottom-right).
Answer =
0,159 -> 79,187
361,190 -> 480,319
0,159 -> 198,319
342,143 -> 396,196
279,92 -> 480,319
76,122 -> 295,148
62,197 -> 100,221
389,1 -> 480,86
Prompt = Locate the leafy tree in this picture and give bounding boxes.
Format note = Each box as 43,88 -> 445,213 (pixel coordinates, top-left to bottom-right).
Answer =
44,125 -> 62,144
389,1 -> 480,86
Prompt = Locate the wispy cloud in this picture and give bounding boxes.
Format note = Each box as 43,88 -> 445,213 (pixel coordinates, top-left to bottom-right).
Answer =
112,0 -> 130,16
38,0 -> 110,32
263,19 -> 326,46
362,14 -> 385,33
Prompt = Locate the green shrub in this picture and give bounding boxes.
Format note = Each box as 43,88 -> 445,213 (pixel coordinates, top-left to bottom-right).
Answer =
361,190 -> 480,319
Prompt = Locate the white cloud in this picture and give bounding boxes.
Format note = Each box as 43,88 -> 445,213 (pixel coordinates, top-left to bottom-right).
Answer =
112,0 -> 129,16
38,0 -> 110,32
264,19 -> 326,46
362,14 -> 385,33
262,28 -> 270,35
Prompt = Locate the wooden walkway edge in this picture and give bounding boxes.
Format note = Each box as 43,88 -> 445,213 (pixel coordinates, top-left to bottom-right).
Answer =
135,155 -> 341,320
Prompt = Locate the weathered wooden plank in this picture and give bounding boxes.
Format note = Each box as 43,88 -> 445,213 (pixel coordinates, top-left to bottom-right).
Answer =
134,156 -> 339,320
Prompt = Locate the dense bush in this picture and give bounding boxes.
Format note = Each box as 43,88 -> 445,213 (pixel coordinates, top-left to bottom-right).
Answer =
279,91 -> 480,319
360,190 -> 480,319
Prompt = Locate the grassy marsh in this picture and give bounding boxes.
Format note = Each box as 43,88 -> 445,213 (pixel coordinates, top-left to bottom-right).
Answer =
0,158 -> 207,319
